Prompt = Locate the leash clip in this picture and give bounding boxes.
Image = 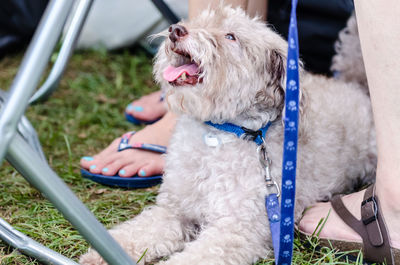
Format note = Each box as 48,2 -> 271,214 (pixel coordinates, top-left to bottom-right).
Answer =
242,127 -> 262,142
258,142 -> 281,197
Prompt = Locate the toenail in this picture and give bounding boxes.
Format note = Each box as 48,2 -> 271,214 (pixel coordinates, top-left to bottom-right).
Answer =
119,169 -> 126,175
102,167 -> 109,172
90,165 -> 96,170
139,169 -> 146,177
82,156 -> 94,161
133,106 -> 144,112
126,104 -> 134,110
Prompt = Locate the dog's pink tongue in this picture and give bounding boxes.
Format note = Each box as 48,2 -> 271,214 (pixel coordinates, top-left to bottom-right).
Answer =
163,64 -> 199,82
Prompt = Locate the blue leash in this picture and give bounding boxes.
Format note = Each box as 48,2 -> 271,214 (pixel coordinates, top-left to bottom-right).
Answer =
206,1 -> 300,262
267,0 -> 300,264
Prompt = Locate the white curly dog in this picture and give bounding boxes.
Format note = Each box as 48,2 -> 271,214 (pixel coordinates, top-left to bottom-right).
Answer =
80,6 -> 376,265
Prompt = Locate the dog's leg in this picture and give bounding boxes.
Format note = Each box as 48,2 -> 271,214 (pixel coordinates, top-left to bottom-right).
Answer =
80,206 -> 187,265
156,217 -> 271,265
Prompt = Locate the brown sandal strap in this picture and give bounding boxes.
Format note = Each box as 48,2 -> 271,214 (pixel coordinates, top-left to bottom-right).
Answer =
331,185 -> 394,264
362,185 -> 384,247
331,195 -> 364,235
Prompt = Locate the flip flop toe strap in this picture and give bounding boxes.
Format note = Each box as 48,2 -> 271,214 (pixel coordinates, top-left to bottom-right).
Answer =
117,131 -> 167,153
118,131 -> 136,150
331,185 -> 394,265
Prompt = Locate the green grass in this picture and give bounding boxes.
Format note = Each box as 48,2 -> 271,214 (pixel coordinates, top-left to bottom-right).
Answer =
0,49 -> 362,264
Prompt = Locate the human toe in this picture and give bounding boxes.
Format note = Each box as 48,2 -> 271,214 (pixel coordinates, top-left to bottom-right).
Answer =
299,200 -> 362,243
125,92 -> 166,120
84,152 -> 120,174
97,158 -> 128,176
298,203 -> 331,234
126,103 -> 144,113
117,159 -> 164,178
80,156 -> 94,168
126,103 -> 166,121
117,163 -> 142,178
137,161 -> 164,178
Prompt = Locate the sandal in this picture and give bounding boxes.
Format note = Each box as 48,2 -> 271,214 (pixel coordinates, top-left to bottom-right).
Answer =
81,131 -> 166,189
300,185 -> 400,264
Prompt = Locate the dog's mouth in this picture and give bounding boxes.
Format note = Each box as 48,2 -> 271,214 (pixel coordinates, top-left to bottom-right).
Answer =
163,48 -> 201,86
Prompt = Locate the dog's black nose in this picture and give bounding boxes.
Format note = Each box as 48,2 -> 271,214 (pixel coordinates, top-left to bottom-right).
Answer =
169,24 -> 188,43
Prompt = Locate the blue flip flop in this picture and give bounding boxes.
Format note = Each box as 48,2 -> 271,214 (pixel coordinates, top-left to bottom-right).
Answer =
125,93 -> 165,125
124,112 -> 161,125
81,131 -> 167,189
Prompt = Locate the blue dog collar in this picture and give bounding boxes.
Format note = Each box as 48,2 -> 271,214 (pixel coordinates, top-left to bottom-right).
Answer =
204,121 -> 272,146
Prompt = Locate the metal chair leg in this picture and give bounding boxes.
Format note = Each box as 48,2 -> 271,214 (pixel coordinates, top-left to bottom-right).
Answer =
6,133 -> 137,265
0,0 -> 137,263
0,0 -> 74,164
0,218 -> 79,265
29,0 -> 94,104
0,90 -> 46,161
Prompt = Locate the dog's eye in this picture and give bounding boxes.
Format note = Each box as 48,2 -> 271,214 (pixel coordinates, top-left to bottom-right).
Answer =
225,33 -> 236,41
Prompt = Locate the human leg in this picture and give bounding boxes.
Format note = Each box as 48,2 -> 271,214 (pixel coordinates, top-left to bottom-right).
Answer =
246,0 -> 268,21
299,0 -> 400,253
189,0 -> 267,19
189,0 -> 246,18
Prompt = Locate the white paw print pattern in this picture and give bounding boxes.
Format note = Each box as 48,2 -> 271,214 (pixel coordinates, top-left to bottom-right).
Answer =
283,180 -> 294,189
285,120 -> 296,131
284,161 -> 294,171
287,80 -> 297,91
267,198 -> 278,207
283,217 -> 292,226
282,250 -> 291,258
289,38 -> 296,49
286,141 -> 295,151
287,100 -> 297,111
278,2 -> 298,263
270,213 -> 280,222
288,59 -> 297,70
290,16 -> 296,27
284,199 -> 293,208
283,234 -> 292,243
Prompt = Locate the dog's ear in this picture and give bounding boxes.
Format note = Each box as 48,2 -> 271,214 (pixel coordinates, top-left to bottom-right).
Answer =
268,48 -> 308,136
256,46 -> 307,123
267,49 -> 286,90
254,48 -> 286,120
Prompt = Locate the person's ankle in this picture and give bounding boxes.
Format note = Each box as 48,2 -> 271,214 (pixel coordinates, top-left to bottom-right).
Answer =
375,167 -> 400,211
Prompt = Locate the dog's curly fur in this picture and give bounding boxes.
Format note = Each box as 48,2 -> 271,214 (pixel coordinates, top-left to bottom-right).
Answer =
331,13 -> 368,91
80,6 -> 376,265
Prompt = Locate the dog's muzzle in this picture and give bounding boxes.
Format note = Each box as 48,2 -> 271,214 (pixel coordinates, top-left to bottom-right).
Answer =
163,24 -> 201,86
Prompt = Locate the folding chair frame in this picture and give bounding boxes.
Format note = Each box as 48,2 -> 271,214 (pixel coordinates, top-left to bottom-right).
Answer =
0,0 -> 178,263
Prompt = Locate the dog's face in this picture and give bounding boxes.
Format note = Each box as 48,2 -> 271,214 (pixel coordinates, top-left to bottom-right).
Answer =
154,6 -> 289,128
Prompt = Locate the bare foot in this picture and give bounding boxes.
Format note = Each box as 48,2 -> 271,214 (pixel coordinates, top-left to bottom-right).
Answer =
81,112 -> 176,177
125,91 -> 167,122
298,186 -> 400,249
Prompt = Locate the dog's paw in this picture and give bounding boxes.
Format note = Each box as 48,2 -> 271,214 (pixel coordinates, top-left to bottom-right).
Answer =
79,248 -> 107,265
80,248 -> 145,265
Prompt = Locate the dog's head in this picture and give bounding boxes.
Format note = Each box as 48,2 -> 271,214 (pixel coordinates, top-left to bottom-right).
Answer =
154,6 -> 298,129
